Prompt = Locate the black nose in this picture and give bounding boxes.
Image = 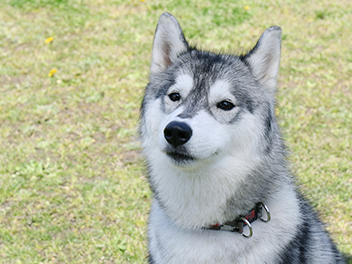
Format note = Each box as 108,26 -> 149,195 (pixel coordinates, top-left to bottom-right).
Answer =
164,121 -> 192,147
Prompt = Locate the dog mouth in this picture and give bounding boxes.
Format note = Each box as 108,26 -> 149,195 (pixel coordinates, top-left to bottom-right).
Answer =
164,147 -> 196,165
163,146 -> 220,166
166,151 -> 194,162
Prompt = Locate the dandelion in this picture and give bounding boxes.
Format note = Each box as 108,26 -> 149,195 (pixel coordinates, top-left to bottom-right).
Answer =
244,6 -> 250,10
45,37 -> 54,44
48,68 -> 57,77
141,0 -> 145,2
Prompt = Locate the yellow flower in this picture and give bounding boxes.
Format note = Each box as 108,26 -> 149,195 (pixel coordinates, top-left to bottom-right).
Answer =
45,37 -> 54,44
48,68 -> 57,77
141,0 -> 145,1
244,6 -> 250,10
275,108 -> 280,116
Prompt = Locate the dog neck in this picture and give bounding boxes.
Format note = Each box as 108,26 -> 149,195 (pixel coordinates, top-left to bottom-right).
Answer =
149,154 -> 285,230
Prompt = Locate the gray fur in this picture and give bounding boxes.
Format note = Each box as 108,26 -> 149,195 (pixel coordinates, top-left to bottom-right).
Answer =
140,12 -> 345,264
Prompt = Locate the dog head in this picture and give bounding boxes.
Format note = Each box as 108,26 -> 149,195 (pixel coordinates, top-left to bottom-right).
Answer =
140,13 -> 282,172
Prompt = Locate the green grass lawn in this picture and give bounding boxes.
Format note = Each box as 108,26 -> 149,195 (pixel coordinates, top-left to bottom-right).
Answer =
0,0 -> 351,263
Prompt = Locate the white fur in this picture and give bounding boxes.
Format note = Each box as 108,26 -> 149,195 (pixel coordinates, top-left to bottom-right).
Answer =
149,186 -> 300,264
164,74 -> 194,112
208,80 -> 237,106
145,100 -> 267,228
151,14 -> 188,74
143,72 -> 302,263
245,28 -> 281,94
170,74 -> 194,97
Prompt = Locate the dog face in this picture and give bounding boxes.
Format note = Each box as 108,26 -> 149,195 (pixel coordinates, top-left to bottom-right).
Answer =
140,13 -> 282,171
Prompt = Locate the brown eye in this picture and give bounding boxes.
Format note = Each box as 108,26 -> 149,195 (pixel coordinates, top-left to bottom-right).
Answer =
168,93 -> 181,102
217,101 -> 235,111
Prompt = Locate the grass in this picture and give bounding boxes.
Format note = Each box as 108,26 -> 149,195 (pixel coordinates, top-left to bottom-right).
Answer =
0,0 -> 351,263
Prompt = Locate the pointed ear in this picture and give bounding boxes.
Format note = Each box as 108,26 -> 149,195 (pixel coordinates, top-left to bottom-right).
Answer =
242,26 -> 282,94
150,13 -> 189,74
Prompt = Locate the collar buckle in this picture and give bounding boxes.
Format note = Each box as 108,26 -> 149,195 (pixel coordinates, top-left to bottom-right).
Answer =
203,202 -> 271,239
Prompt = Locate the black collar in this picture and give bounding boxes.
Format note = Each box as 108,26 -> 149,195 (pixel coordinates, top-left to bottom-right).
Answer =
202,202 -> 271,238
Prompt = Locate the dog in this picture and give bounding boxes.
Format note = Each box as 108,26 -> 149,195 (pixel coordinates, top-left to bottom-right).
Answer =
139,12 -> 345,264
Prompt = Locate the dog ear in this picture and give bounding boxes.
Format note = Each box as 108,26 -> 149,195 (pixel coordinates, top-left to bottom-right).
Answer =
241,26 -> 282,94
151,13 -> 189,74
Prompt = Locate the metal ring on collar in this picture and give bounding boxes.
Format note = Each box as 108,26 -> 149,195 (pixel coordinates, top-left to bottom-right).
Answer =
258,202 -> 271,222
240,217 -> 253,238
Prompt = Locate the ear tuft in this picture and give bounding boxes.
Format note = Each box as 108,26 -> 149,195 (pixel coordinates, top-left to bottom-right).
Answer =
151,13 -> 189,74
242,26 -> 282,94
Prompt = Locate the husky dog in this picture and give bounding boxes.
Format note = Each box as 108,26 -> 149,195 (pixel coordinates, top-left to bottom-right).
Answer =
140,13 -> 345,264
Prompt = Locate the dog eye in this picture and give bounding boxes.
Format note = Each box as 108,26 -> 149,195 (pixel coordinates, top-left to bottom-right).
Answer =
168,92 -> 181,102
217,101 -> 235,111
